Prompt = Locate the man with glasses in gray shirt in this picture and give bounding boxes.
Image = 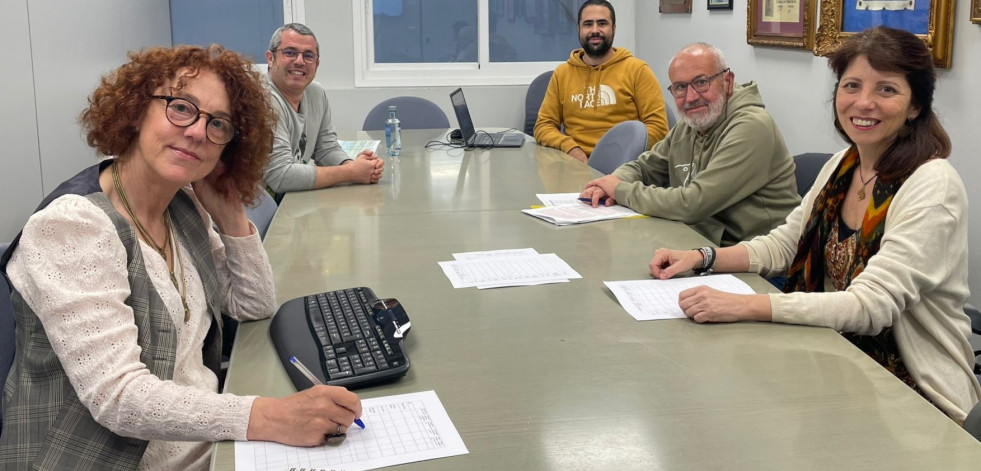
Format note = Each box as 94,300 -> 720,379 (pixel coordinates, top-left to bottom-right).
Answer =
580,43 -> 799,247
264,23 -> 383,198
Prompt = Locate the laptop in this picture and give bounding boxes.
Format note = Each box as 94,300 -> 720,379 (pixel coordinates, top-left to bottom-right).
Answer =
449,88 -> 525,148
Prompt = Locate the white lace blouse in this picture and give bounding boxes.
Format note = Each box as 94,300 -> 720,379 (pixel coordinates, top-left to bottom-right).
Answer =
6,190 -> 277,470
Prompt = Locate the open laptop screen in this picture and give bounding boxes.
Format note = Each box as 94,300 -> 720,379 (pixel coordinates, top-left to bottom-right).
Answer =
449,88 -> 478,143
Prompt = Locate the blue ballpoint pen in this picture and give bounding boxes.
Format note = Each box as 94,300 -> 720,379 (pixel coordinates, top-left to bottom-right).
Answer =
289,356 -> 366,429
578,196 -> 608,205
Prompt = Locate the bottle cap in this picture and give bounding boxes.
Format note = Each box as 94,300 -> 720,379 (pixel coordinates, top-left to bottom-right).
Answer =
388,105 -> 397,111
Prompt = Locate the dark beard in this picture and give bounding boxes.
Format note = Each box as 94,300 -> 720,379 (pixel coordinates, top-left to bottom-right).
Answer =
580,35 -> 612,58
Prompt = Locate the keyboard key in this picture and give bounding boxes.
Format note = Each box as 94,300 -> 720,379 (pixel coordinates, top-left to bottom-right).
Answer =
354,366 -> 377,375
302,287 -> 411,388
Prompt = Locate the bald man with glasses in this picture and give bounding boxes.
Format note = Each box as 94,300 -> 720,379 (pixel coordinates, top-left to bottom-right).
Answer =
581,43 -> 799,247
263,23 -> 383,199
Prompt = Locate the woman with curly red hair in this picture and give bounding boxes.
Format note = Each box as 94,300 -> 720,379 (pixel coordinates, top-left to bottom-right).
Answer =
0,45 -> 361,469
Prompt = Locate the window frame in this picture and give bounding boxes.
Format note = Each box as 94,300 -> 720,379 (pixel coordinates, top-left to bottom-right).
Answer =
283,0 -> 304,23
250,0 -> 306,75
352,0 -> 563,88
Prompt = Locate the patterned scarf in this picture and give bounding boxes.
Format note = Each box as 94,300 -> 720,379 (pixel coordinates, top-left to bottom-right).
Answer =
784,147 -> 906,293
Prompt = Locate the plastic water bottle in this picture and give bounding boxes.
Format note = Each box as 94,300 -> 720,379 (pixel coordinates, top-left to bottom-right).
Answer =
385,105 -> 401,157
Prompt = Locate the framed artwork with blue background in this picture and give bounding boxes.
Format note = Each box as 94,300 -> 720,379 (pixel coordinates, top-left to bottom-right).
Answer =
813,0 -> 955,67
843,0 -> 927,34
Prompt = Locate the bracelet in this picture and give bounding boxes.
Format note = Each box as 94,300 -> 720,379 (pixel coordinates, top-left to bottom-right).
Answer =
693,247 -> 716,275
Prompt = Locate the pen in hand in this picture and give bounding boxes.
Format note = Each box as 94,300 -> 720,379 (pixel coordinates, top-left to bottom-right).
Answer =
289,356 -> 366,429
578,196 -> 608,205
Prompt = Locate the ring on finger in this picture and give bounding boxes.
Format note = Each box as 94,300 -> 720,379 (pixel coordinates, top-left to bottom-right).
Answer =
325,424 -> 347,446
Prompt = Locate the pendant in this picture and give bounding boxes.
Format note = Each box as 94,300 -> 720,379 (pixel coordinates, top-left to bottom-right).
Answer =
858,187 -> 866,200
168,270 -> 190,322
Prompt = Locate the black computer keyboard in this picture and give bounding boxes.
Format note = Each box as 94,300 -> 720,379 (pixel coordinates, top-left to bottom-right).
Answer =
269,287 -> 411,390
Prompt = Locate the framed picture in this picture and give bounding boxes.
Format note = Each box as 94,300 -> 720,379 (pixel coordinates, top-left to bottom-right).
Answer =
972,0 -> 981,24
708,0 -> 734,10
813,0 -> 956,67
747,0 -> 816,49
660,0 -> 693,13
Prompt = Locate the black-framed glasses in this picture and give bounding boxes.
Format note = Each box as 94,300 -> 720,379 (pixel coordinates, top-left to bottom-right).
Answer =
667,68 -> 730,98
151,95 -> 237,145
274,48 -> 318,63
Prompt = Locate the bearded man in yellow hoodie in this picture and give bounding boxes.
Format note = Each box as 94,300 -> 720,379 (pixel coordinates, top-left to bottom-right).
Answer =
534,0 -> 670,164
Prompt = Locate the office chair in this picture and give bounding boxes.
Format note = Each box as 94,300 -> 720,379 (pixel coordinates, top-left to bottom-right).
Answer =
1,242 -> 14,432
220,189 -> 279,387
523,71 -> 553,136
962,305 -> 981,441
588,121 -> 649,175
966,305 -> 981,374
793,152 -> 833,197
967,403 -> 981,442
245,187 -> 278,241
663,94 -> 677,129
362,97 -> 449,131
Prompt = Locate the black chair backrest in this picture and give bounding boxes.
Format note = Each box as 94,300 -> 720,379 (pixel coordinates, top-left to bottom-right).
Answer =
1,242 -> 14,432
966,306 -> 981,335
967,306 -> 981,441
793,153 -> 833,197
966,306 -> 981,375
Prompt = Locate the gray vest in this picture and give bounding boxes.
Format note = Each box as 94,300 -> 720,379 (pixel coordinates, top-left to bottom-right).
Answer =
0,161 -> 223,470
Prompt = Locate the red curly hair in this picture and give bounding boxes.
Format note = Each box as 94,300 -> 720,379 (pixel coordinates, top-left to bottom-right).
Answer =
80,44 -> 275,204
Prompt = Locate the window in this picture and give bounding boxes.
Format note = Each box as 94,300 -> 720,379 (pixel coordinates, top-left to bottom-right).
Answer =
354,0 -> 581,87
170,0 -> 285,63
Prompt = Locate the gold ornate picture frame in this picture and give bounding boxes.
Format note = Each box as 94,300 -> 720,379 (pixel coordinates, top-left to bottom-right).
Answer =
748,0 -> 817,49
972,0 -> 981,24
813,0 -> 956,67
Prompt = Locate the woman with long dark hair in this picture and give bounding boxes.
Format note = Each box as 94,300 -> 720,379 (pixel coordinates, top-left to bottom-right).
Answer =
648,26 -> 980,423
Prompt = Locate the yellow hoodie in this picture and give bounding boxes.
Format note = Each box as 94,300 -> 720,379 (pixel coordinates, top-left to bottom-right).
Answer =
534,47 -> 669,156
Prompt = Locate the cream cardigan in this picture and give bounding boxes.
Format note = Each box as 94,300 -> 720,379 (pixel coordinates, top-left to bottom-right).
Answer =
742,149 -> 981,422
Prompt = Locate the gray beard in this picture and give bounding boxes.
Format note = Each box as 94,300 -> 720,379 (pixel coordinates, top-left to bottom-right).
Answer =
680,97 -> 726,132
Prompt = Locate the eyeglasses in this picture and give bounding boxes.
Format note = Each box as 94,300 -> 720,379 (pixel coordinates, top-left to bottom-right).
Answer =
151,95 -> 237,145
274,48 -> 318,63
667,68 -> 730,98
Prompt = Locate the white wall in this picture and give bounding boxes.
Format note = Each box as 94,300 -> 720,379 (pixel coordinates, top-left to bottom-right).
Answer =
633,1 -> 981,305
0,0 -> 44,243
0,0 -> 172,242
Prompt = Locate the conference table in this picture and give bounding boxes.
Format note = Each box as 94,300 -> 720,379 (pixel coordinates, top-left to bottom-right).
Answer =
213,129 -> 981,470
